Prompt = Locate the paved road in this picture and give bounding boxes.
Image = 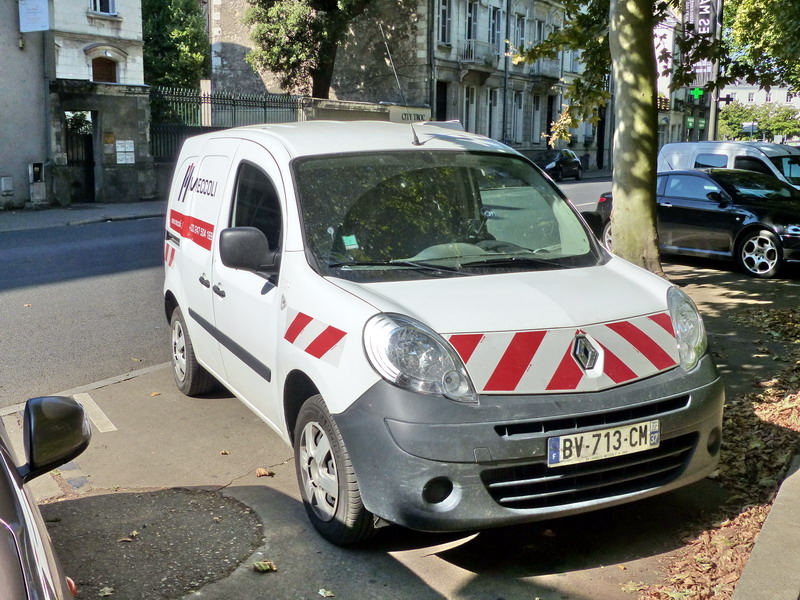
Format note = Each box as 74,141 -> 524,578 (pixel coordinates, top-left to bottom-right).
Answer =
0,218 -> 168,407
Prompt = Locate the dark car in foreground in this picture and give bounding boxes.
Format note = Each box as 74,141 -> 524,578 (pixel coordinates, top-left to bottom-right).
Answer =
530,148 -> 583,181
0,396 -> 91,599
593,169 -> 800,278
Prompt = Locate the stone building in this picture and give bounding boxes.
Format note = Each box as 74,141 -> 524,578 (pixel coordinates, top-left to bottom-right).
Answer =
206,0 -> 612,168
1,0 -> 154,207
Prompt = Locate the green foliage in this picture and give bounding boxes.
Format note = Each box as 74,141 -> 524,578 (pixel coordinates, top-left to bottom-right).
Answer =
719,102 -> 800,140
142,0 -> 210,89
725,0 -> 800,90
244,0 -> 374,98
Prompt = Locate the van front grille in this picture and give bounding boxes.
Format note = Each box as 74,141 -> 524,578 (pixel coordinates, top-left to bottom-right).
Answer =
481,433 -> 697,509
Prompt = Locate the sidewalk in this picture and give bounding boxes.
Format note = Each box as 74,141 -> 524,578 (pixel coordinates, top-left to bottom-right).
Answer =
0,199 -> 166,233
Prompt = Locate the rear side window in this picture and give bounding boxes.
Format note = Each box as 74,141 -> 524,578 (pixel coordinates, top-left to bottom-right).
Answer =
231,162 -> 282,250
733,156 -> 772,175
666,175 -> 722,200
694,153 -> 727,168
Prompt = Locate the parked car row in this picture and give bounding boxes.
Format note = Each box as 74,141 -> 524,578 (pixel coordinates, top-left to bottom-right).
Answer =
593,168 -> 800,278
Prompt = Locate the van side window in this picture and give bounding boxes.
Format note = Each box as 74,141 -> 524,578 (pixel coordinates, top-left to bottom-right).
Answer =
666,175 -> 722,201
694,153 -> 727,168
733,156 -> 772,175
231,162 -> 282,251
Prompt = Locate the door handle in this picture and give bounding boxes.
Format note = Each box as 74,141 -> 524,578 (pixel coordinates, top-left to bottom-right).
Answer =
213,284 -> 226,298
198,275 -> 210,288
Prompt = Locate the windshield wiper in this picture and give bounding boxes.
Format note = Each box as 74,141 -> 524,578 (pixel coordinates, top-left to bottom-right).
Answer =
459,255 -> 566,270
327,260 -> 461,273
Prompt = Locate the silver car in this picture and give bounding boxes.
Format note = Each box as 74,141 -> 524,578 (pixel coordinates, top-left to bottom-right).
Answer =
0,396 -> 91,599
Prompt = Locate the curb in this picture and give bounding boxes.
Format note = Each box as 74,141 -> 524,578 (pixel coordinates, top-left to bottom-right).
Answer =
733,455 -> 800,600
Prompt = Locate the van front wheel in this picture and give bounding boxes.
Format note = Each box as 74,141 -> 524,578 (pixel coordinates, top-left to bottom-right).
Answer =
170,307 -> 216,396
294,395 -> 375,545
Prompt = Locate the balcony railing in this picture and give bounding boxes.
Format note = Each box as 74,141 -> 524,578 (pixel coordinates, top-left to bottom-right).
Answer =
460,39 -> 500,69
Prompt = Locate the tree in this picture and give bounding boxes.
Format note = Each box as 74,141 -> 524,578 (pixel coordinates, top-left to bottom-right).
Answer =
718,101 -> 755,140
142,0 -> 210,88
244,0 -> 374,98
725,0 -> 800,90
753,103 -> 800,141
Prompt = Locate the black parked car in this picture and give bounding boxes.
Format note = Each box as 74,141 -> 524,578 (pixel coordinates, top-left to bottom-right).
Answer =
594,169 -> 800,278
530,148 -> 583,181
0,396 -> 91,599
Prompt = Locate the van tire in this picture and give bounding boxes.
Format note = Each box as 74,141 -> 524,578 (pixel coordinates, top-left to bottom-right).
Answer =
170,307 -> 216,396
736,229 -> 782,278
294,395 -> 375,545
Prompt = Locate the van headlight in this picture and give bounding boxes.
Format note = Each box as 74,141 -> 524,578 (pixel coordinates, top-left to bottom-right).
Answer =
667,287 -> 707,371
364,313 -> 477,404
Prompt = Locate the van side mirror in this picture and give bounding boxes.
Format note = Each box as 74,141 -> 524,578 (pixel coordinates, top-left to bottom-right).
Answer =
21,396 -> 92,483
219,227 -> 279,275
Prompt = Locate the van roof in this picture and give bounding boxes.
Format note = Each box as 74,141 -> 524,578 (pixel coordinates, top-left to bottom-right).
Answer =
193,120 -> 517,159
660,141 -> 800,157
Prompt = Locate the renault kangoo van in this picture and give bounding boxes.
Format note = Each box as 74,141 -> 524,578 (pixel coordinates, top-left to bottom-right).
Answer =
657,141 -> 800,189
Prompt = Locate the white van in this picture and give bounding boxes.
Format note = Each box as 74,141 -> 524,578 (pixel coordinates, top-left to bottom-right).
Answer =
163,121 -> 724,544
658,141 -> 800,188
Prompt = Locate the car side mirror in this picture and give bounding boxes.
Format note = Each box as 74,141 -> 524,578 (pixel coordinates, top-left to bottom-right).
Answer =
21,396 -> 92,483
219,227 -> 280,275
707,191 -> 728,206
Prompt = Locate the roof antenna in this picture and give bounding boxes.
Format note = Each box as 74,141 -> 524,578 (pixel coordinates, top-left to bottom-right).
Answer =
379,23 -> 422,146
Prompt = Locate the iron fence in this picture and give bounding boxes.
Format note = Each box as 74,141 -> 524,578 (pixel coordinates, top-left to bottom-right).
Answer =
150,87 -> 305,162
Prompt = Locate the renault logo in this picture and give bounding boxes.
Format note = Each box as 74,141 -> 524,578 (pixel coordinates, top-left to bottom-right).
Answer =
573,335 -> 599,371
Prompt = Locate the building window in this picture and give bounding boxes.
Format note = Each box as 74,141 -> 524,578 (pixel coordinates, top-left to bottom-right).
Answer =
439,0 -> 452,44
514,15 -> 525,49
92,57 -> 117,83
747,92 -> 755,102
512,91 -> 524,143
466,0 -> 478,40
788,92 -> 796,103
90,0 -> 116,14
463,86 -> 477,133
535,20 -> 545,42
765,92 -> 772,103
490,7 -> 502,52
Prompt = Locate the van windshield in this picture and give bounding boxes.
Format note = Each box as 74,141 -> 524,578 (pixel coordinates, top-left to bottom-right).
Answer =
768,155 -> 800,185
293,151 -> 601,282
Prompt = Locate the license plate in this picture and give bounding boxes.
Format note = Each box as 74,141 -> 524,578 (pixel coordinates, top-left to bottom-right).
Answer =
547,420 -> 660,467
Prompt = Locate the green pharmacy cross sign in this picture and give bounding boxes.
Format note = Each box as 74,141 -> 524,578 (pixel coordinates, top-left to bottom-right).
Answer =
689,88 -> 705,100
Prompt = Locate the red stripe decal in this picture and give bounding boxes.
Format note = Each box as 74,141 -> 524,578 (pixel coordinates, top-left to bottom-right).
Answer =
449,334 -> 484,364
598,342 -> 638,383
546,343 -> 584,390
484,331 -> 546,391
183,215 -> 215,250
284,312 -> 313,343
305,326 -> 347,359
169,209 -> 184,234
648,312 -> 676,338
606,321 -> 676,370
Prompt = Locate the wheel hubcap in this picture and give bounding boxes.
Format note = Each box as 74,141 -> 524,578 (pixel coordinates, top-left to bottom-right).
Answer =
171,320 -> 187,382
299,421 -> 338,521
741,235 -> 778,275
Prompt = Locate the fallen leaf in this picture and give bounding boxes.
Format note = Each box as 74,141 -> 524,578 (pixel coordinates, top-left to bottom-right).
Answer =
620,581 -> 647,593
98,587 -> 114,597
617,564 -> 627,570
253,560 -> 277,573
150,392 -> 161,397
24,304 -> 32,307
256,467 -> 274,477
318,590 -> 335,598
220,450 -> 230,456
129,530 -> 139,538
131,357 -> 142,362
117,537 -> 134,543
213,516 -> 221,523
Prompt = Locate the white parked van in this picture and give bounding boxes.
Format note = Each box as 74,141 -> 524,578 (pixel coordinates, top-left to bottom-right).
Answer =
163,121 -> 724,544
658,141 -> 800,189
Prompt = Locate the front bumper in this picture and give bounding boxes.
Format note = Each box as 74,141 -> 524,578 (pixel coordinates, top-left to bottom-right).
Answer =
334,354 -> 724,532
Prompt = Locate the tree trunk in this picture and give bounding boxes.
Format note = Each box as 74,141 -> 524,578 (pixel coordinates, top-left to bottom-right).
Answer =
608,0 -> 664,277
311,41 -> 338,99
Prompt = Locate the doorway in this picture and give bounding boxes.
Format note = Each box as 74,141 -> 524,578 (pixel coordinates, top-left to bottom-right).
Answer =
64,111 -> 96,203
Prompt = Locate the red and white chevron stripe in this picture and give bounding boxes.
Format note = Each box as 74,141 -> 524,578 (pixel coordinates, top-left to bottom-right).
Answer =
447,312 -> 678,394
284,310 -> 347,365
164,243 -> 176,267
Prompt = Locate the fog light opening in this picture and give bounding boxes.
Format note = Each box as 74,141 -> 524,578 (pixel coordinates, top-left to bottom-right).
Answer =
707,427 -> 722,456
422,477 -> 454,505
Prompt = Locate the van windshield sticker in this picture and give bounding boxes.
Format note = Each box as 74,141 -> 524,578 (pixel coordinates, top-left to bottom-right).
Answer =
342,235 -> 359,250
